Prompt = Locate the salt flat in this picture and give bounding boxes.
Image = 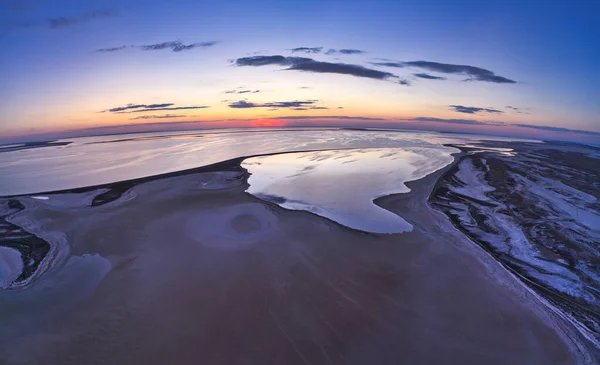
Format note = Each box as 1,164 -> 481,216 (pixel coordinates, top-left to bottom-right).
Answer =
0,130 -> 598,364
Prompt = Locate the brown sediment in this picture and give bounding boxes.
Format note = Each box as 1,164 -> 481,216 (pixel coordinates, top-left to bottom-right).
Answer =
0,146 -> 597,364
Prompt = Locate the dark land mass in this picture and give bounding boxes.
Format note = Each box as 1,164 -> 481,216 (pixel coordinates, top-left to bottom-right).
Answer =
429,141 -> 600,345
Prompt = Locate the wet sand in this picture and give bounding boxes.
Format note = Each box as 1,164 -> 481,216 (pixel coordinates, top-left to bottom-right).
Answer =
0,151 -> 596,364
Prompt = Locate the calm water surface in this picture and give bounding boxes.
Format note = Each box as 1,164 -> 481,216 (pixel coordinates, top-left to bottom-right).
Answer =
242,147 -> 455,233
0,128 -> 529,196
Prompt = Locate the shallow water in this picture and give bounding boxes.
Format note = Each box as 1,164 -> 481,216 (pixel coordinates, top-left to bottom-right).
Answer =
242,147 -> 455,233
0,128 -> 530,196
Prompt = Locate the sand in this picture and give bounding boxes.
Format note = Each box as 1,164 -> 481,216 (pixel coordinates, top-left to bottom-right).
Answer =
0,153 -> 596,365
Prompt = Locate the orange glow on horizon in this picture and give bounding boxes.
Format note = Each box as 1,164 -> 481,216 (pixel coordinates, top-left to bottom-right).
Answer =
251,119 -> 286,127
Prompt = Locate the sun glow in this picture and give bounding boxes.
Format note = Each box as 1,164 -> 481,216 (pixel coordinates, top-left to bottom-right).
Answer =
251,119 -> 285,127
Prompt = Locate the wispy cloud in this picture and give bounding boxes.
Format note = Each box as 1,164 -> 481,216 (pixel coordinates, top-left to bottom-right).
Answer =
372,60 -> 516,83
140,41 -> 218,52
292,106 -> 329,110
228,100 -> 322,109
412,117 -> 486,125
95,41 -> 218,53
96,45 -> 128,52
224,88 -> 260,94
130,114 -> 187,120
103,103 -> 174,113
235,55 -> 307,66
102,103 -> 209,114
290,47 -> 323,54
506,106 -> 530,114
235,55 -> 398,81
272,115 -> 385,121
514,124 -> 600,136
48,9 -> 116,29
413,73 -> 446,80
122,106 -> 209,113
289,47 -> 365,55
449,105 -> 504,114
413,116 -> 600,136
8,8 -> 117,31
325,48 -> 366,55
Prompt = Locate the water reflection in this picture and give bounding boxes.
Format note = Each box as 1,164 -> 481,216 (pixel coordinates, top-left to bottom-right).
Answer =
242,148 -> 455,234
0,128 -> 532,196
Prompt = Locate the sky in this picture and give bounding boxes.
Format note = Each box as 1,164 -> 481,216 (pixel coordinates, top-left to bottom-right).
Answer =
1,0 -> 599,143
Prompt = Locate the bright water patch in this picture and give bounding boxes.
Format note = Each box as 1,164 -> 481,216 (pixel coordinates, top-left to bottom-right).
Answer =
0,128 -> 531,196
242,147 -> 455,234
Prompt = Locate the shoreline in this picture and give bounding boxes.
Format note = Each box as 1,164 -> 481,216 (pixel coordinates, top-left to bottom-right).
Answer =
426,141 -> 600,357
0,147 -> 368,200
1,142 -> 598,363
377,147 -> 597,361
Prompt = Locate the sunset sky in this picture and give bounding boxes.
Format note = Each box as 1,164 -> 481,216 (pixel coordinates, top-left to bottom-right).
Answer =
1,0 -> 599,143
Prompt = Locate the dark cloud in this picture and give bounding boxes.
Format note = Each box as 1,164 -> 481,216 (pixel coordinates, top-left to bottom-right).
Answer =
7,8 -> 117,31
338,49 -> 365,55
413,73 -> 446,80
228,100 -> 319,109
325,48 -> 366,55
289,60 -> 394,79
95,41 -> 218,53
140,41 -> 218,52
398,79 -> 411,86
291,106 -> 329,111
449,105 -> 504,114
104,103 -> 174,113
225,89 -> 260,94
123,106 -> 209,113
235,55 -> 397,81
272,115 -> 385,121
235,55 -> 311,67
48,9 -> 116,29
288,47 -> 365,55
514,124 -> 600,136
411,117 -> 485,125
95,45 -> 128,53
371,62 -> 403,68
372,60 -> 516,83
102,103 -> 208,114
506,106 -> 530,114
129,114 -> 186,120
290,47 -> 323,54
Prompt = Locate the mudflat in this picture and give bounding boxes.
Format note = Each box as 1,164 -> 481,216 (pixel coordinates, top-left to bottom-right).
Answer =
0,152 -> 595,365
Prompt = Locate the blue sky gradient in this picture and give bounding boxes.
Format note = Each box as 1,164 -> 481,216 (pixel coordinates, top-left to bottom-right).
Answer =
0,0 -> 598,142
